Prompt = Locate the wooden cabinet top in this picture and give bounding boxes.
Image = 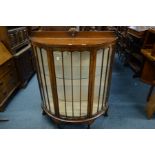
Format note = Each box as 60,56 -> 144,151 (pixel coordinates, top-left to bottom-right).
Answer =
30,31 -> 117,47
0,42 -> 12,66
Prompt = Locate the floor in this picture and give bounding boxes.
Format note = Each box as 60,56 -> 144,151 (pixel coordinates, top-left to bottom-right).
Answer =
0,55 -> 155,129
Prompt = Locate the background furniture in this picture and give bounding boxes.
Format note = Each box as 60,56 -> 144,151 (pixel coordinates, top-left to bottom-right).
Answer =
141,47 -> 155,118
140,30 -> 155,102
141,48 -> 155,85
124,26 -> 149,77
0,26 -> 35,110
115,26 -> 155,78
7,26 -> 36,87
13,44 -> 35,87
141,47 -> 155,102
31,31 -> 117,128
0,42 -> 20,111
39,26 -> 73,31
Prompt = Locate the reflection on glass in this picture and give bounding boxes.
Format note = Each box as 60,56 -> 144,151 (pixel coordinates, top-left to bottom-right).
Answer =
93,48 -> 111,115
54,51 -> 90,117
36,48 -> 55,114
36,47 -> 112,117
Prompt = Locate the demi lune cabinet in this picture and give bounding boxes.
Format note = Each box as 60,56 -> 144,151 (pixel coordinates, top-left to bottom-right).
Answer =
30,31 -> 117,127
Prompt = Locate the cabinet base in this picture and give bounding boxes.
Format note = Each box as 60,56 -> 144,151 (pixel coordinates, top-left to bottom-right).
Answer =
42,105 -> 108,128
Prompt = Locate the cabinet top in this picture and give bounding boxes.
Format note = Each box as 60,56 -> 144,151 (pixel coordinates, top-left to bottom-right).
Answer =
30,31 -> 117,48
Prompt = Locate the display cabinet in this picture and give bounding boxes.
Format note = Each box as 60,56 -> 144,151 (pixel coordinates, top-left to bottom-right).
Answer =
31,31 -> 117,127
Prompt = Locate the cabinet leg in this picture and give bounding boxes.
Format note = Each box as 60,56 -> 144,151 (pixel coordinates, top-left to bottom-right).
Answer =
42,110 -> 46,115
87,124 -> 91,129
104,107 -> 109,117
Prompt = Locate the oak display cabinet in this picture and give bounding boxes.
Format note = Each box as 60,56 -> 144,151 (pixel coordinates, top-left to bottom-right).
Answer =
31,31 -> 117,127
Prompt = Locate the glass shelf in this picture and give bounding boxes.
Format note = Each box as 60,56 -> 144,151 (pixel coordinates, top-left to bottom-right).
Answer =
54,66 -> 108,79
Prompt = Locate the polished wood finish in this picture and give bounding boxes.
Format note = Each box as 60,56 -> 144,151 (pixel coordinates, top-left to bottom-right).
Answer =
31,31 -> 116,126
141,47 -> 155,119
0,26 -> 35,110
146,91 -> 155,119
143,28 -> 155,49
46,48 -> 60,117
0,58 -> 15,78
141,49 -> 155,85
87,49 -> 97,117
0,27 -> 11,51
31,31 -> 116,47
0,42 -> 12,66
141,48 -> 155,105
0,42 -> 20,110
